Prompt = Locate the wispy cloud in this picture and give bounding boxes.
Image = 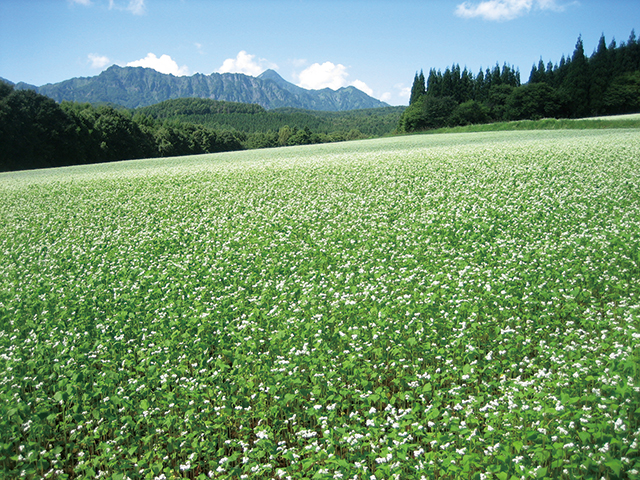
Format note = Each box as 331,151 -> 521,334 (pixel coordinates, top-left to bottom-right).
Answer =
126,53 -> 190,76
69,0 -> 92,5
218,51 -> 278,76
109,0 -> 146,15
88,53 -> 110,69
395,83 -> 411,104
126,0 -> 145,15
455,0 -> 566,21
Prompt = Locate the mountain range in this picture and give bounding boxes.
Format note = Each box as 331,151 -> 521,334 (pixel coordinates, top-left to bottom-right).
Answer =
6,66 -> 389,111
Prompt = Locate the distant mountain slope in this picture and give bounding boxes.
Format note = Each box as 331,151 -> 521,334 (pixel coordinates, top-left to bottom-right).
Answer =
11,66 -> 389,111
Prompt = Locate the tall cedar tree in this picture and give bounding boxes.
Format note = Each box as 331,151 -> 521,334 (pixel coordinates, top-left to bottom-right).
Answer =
409,70 -> 426,105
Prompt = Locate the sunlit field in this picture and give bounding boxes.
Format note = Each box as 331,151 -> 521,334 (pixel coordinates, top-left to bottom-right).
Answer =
1,129 -> 639,480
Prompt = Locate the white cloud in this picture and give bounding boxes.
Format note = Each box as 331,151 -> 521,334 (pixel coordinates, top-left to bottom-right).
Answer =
455,0 -> 565,21
295,62 -> 376,98
350,79 -> 374,97
69,0 -> 92,5
88,53 -> 110,69
218,51 -> 278,76
109,0 -> 146,15
395,83 -> 412,104
380,92 -> 392,103
126,53 -> 190,76
297,62 -> 349,90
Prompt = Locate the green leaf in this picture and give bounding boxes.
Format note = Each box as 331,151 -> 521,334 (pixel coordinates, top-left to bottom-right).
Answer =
605,459 -> 622,477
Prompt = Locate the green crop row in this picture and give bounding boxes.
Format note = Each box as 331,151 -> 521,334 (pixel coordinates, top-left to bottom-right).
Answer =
1,129 -> 639,480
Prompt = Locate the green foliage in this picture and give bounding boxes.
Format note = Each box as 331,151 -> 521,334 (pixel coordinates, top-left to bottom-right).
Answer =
0,86 -> 80,171
399,95 -> 457,132
409,70 -> 426,105
401,30 -> 640,133
449,100 -> 490,126
138,97 -> 266,118
505,83 -> 564,120
602,71 -> 640,114
1,130 -> 639,479
137,98 -> 404,138
0,86 -> 251,172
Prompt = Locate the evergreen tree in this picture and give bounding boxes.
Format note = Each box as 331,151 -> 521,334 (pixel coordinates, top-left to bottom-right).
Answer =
545,61 -> 555,85
442,67 -> 454,98
529,59 -> 546,84
460,68 -> 474,103
490,64 -> 502,86
563,35 -> 590,117
589,34 -> 613,115
409,70 -> 426,105
426,69 -> 441,97
475,69 -> 489,102
554,55 -> 569,89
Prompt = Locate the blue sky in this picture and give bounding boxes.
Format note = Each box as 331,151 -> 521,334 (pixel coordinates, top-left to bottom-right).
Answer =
1,0 -> 638,105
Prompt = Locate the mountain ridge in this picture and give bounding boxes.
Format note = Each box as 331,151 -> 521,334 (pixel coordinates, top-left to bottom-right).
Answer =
9,65 -> 389,111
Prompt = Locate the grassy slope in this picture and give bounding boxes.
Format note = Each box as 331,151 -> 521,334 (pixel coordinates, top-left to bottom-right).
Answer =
427,113 -> 640,135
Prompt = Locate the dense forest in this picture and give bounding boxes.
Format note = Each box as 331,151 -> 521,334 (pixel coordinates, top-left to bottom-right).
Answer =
400,31 -> 640,132
0,84 -> 246,172
137,98 -> 404,141
0,84 -> 403,172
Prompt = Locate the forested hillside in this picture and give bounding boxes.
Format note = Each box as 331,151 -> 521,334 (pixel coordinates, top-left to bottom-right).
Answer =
400,31 -> 640,132
0,85 -> 243,171
0,83 -> 402,172
136,98 -> 404,137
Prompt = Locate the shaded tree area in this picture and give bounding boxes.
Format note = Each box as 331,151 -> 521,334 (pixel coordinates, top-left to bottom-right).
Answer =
0,84 -> 245,172
400,30 -> 640,132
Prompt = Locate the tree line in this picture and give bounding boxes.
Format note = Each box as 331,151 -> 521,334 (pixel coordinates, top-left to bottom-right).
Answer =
400,30 -> 640,132
137,98 -> 404,138
0,85 -> 400,172
0,84 -> 246,172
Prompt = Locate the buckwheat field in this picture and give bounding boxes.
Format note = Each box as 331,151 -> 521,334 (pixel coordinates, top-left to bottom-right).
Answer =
1,129 -> 639,480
